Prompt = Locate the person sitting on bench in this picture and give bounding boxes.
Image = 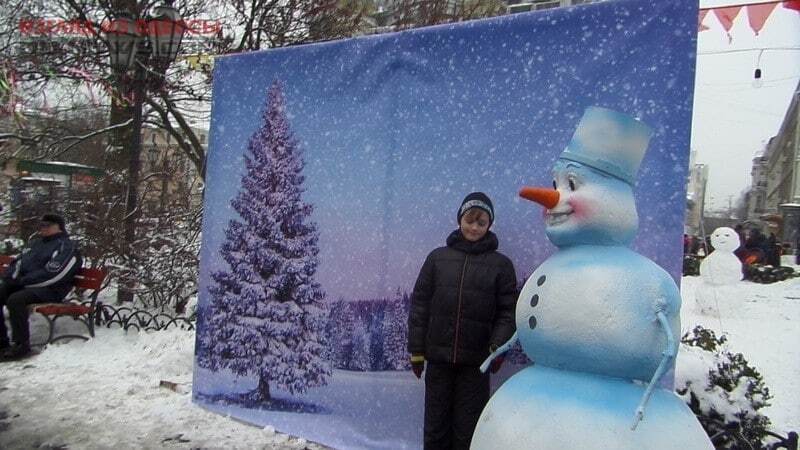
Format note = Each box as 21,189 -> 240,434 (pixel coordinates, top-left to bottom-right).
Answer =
0,214 -> 82,359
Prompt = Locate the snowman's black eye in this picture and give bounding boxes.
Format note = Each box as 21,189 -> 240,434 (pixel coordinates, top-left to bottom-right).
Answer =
569,179 -> 576,191
552,180 -> 557,189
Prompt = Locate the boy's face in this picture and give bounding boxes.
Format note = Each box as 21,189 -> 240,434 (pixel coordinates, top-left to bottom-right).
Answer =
460,209 -> 490,242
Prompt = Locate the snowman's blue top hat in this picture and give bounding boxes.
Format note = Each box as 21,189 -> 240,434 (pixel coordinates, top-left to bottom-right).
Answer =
559,107 -> 653,186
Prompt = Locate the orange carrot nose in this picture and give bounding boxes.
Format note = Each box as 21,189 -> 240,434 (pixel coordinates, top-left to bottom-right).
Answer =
519,186 -> 560,209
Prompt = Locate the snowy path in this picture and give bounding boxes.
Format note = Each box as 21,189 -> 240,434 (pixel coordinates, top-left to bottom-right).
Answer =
1,275 -> 797,448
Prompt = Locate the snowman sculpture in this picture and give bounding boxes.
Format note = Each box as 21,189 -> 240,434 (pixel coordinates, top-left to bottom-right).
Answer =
471,107 -> 712,449
696,227 -> 742,314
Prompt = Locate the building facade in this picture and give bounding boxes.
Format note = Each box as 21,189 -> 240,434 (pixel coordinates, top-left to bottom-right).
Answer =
506,0 -> 594,13
0,124 -> 207,240
363,0 -> 596,32
685,151 -> 709,236
0,159 -> 104,239
746,80 -> 800,249
746,151 -> 768,220
140,126 -> 207,212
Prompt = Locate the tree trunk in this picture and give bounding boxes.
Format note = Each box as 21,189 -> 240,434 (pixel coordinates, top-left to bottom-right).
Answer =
238,373 -> 271,405
255,375 -> 271,401
109,0 -> 140,304
115,76 -> 144,304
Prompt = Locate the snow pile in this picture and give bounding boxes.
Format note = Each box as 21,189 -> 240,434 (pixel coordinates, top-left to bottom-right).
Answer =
0,327 -> 322,449
676,326 -> 773,448
678,276 -> 800,436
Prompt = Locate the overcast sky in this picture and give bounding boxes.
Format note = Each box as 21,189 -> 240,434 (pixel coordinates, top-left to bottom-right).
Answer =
693,0 -> 800,211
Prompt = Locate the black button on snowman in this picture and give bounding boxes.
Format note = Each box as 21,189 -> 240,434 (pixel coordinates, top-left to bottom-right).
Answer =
527,276 -> 545,328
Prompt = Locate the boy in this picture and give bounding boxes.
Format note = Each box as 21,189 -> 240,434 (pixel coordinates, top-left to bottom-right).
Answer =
407,192 -> 517,450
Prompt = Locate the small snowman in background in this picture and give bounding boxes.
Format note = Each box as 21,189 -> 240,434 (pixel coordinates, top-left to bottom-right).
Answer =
696,227 -> 742,314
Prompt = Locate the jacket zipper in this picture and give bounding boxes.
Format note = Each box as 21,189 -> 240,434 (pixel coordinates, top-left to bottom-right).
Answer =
453,254 -> 469,363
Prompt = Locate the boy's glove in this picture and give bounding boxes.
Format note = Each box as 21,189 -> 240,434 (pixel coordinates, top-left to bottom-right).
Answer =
489,344 -> 505,374
489,354 -> 505,374
411,354 -> 425,379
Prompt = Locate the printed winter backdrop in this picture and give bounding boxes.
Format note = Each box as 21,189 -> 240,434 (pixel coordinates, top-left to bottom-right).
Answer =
194,1 -> 697,449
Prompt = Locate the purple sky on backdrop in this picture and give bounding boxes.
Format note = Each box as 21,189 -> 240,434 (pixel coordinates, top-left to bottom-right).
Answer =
200,1 -> 697,302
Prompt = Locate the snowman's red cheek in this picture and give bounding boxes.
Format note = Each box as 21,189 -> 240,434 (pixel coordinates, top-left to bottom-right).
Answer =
568,197 -> 590,219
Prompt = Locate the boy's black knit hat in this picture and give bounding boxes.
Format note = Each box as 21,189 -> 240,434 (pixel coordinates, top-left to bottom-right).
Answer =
40,213 -> 65,231
457,192 -> 494,226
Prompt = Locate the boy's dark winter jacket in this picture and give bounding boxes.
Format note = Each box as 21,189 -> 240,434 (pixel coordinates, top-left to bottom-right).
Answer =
2,232 -> 82,299
407,230 -> 517,366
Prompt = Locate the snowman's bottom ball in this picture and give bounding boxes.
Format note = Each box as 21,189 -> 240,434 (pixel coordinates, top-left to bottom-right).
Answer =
471,366 -> 712,450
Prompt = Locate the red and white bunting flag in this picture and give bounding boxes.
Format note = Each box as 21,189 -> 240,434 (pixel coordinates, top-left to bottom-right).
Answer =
698,1 -> 800,40
698,9 -> 711,31
748,2 -> 779,34
714,6 -> 743,31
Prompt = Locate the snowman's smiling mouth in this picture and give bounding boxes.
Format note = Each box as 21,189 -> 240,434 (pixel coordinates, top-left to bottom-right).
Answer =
546,209 -> 573,226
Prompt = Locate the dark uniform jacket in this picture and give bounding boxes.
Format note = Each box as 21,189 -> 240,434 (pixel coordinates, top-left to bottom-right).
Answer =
407,230 -> 517,366
2,232 -> 82,300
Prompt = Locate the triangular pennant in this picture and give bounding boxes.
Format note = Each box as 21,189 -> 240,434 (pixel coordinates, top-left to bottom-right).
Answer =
748,2 -> 778,35
714,6 -> 742,32
714,6 -> 742,42
785,0 -> 800,12
698,9 -> 710,31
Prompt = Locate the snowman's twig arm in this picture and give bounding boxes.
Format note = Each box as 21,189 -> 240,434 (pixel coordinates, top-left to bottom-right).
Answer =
479,332 -> 518,373
631,307 -> 677,430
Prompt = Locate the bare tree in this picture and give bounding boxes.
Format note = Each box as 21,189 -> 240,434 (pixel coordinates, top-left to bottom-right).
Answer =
2,0 -> 504,179
393,0 -> 507,29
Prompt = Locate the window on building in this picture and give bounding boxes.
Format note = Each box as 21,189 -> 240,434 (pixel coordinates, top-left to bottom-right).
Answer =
509,3 -> 533,13
535,1 -> 561,10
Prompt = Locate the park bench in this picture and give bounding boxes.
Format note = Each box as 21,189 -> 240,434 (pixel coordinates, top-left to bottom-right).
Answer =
0,254 -> 107,344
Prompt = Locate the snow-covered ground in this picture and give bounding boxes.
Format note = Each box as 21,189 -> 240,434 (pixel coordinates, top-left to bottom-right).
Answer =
1,275 -> 798,448
195,367 -> 424,450
0,326 -> 320,449
678,275 -> 800,435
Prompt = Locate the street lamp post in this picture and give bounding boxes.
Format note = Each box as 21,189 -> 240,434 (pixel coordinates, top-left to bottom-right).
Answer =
105,3 -> 185,303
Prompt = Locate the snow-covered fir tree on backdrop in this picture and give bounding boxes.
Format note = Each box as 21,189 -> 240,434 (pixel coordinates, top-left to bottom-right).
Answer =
321,289 -> 412,371
197,80 -> 331,403
381,288 -> 411,370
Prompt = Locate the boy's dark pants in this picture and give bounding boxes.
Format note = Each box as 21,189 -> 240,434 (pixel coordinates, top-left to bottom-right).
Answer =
424,362 -> 490,450
0,281 -> 51,347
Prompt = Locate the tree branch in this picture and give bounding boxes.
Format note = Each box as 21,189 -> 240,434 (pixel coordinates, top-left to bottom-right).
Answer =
46,118 -> 133,159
